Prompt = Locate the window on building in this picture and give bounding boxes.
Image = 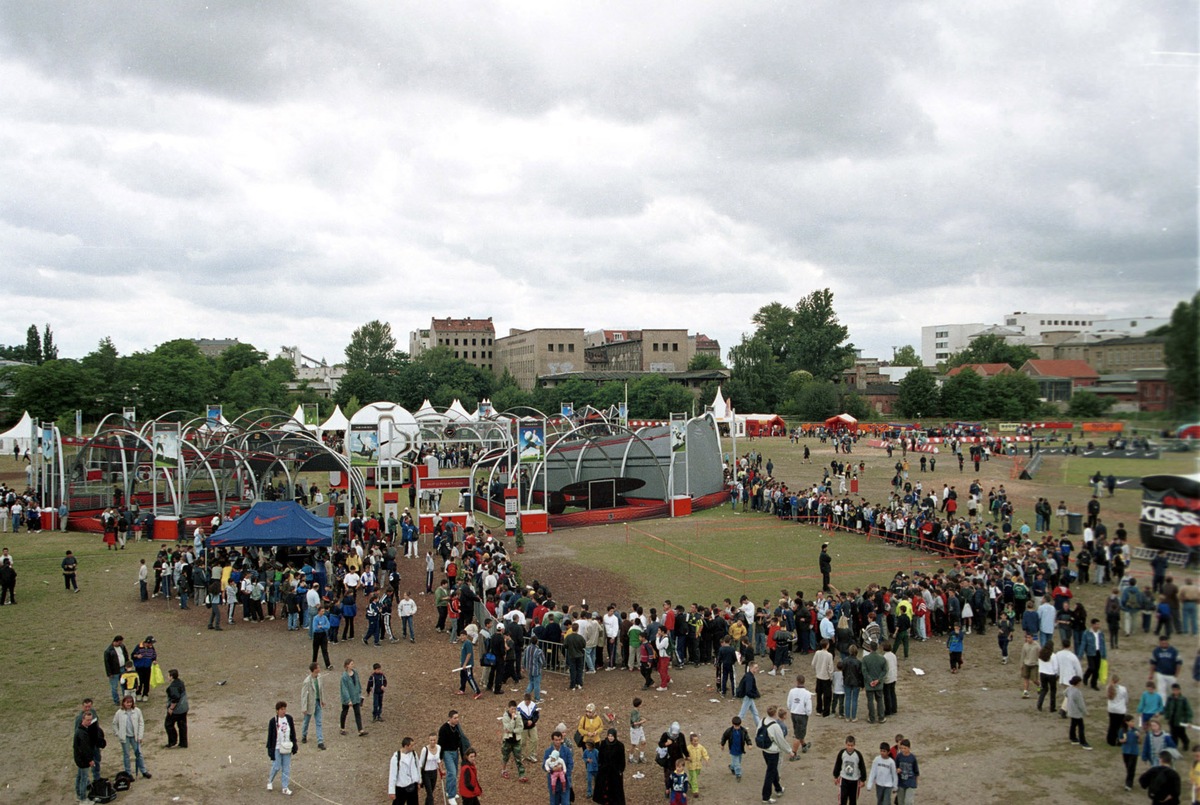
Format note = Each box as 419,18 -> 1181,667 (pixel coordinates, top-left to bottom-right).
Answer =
568,344 -> 574,353
472,351 -> 476,359
547,344 -> 554,353
653,343 -> 659,351
454,351 -> 459,359
672,343 -> 679,351
557,344 -> 564,352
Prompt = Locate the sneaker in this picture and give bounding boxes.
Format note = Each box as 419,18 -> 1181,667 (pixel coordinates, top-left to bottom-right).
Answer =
631,772 -> 645,780
763,799 -> 776,804
282,789 -> 292,796
767,670 -> 777,676
318,743 -> 326,750
656,687 -> 668,692
1070,740 -> 1079,744
301,736 -> 307,744
1022,691 -> 1030,699
519,777 -> 529,783
802,743 -> 809,753
267,783 -> 273,791
1081,743 -> 1093,750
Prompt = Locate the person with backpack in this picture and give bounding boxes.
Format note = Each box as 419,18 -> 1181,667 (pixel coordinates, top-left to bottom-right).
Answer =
736,662 -> 763,728
757,705 -> 791,804
388,736 -> 422,804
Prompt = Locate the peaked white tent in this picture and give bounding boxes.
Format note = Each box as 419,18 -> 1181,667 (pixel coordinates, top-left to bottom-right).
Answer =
320,404 -> 349,433
709,387 -> 732,422
446,399 -> 472,421
414,399 -> 439,421
0,411 -> 33,454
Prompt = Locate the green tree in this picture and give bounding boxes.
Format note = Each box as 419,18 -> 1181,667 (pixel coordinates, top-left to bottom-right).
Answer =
895,367 -> 941,419
223,365 -> 288,413
41,324 -> 57,362
1066,389 -> 1114,418
491,369 -> 533,413
790,289 -> 856,381
945,334 -> 1036,370
124,339 -> 218,415
982,372 -> 1043,419
792,381 -> 841,420
334,369 -> 392,409
891,345 -> 920,367
728,334 -> 787,411
217,342 -> 268,383
687,353 -> 726,371
392,348 -> 494,410
939,369 -> 987,420
24,324 -> 41,365
81,338 -> 123,416
344,320 -> 400,375
7,359 -> 96,421
626,373 -> 694,419
1161,292 -> 1199,412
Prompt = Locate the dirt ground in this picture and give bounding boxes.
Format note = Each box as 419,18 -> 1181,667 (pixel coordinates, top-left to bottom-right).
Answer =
6,436 -> 1199,804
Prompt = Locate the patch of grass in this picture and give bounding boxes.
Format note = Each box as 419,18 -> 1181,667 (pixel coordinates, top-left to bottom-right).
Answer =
1058,453 -> 1197,486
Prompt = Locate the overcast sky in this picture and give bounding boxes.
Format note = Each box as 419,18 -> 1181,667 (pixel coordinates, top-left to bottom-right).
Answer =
0,1 -> 1195,369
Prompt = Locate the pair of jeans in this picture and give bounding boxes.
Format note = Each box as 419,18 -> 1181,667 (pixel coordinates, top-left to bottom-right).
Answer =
121,736 -> 148,775
287,612 -> 299,630
109,675 -> 121,705
761,751 -> 781,802
402,615 -> 414,640
268,750 -> 292,789
302,704 -> 323,743
584,646 -> 596,672
844,686 -> 861,720
738,696 -> 761,727
76,766 -> 91,801
728,751 -> 743,777
526,672 -> 542,698
442,750 -> 460,800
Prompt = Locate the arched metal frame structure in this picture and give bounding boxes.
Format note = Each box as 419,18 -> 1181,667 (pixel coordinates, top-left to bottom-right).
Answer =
67,408 -> 364,524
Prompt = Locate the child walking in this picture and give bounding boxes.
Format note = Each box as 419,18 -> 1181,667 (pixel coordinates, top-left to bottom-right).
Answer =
583,741 -> 599,798
628,697 -> 647,768
1119,714 -> 1141,791
832,662 -> 846,718
1064,675 -> 1093,749
668,757 -> 689,805
685,732 -> 709,798
866,741 -> 898,805
719,716 -> 749,783
947,625 -> 964,673
366,662 -> 387,723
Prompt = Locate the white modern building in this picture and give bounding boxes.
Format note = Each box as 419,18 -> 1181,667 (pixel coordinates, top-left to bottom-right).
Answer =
921,311 -> 1168,366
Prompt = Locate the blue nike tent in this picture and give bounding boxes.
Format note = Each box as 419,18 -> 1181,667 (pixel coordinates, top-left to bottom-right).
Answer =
207,501 -> 334,548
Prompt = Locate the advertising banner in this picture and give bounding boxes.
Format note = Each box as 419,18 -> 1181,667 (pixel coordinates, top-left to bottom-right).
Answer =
41,422 -> 55,461
349,423 -> 380,467
207,404 -> 223,429
518,423 -> 545,464
670,413 -> 687,453
561,402 -> 574,419
1139,474 -> 1200,551
152,422 -> 181,468
302,404 -> 320,427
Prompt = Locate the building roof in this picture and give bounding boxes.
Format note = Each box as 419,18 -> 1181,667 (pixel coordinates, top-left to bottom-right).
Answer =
945,363 -> 1014,377
1019,359 -> 1100,379
694,334 -> 720,348
539,369 -> 730,383
1091,335 -> 1167,347
431,317 -> 495,333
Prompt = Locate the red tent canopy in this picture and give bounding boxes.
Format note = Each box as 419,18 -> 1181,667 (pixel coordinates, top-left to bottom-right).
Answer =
824,413 -> 858,433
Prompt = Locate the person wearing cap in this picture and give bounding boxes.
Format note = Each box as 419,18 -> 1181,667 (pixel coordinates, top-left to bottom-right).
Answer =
132,637 -> 158,702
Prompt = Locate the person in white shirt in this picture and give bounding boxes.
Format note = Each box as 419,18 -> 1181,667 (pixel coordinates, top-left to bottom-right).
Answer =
786,675 -> 813,756
415,734 -> 444,803
388,736 -> 422,804
398,594 -> 417,643
1054,640 -> 1084,715
343,570 -> 361,593
603,607 -> 621,670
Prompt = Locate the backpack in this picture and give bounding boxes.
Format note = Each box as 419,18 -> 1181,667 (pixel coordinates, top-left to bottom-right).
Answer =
88,777 -> 118,803
113,770 -> 134,791
754,721 -> 772,749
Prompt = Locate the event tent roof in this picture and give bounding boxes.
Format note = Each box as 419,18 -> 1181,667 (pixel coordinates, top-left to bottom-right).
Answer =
320,404 -> 349,432
0,411 -> 33,450
207,501 -> 333,548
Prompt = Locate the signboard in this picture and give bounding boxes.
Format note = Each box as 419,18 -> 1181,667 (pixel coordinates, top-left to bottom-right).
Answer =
997,422 -> 1021,432
670,413 -> 687,453
348,423 -> 379,467
518,423 -> 545,464
206,404 -> 223,429
1082,422 -> 1124,433
1139,474 -> 1200,551
41,422 -> 55,461
123,407 -> 137,422
419,476 -> 473,490
302,404 -> 320,427
504,488 -> 519,532
152,422 -> 181,468
561,402 -> 574,419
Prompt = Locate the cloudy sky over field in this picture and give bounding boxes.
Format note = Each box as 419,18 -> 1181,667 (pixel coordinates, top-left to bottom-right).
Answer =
0,1 -> 1194,365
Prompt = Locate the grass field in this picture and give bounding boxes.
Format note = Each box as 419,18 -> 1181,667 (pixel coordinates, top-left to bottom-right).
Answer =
1057,452 -> 1197,486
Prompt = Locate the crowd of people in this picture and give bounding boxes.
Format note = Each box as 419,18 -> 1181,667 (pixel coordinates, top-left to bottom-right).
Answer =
50,437 -> 1200,804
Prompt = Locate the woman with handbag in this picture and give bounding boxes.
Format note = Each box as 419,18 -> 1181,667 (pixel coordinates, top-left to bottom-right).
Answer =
267,700 -> 297,795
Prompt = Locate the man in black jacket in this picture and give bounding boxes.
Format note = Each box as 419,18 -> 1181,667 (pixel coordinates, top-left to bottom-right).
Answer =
104,635 -> 127,706
73,710 -> 104,803
819,544 -> 833,592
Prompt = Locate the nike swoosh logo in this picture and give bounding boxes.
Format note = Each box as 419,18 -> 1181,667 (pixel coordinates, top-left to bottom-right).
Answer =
254,515 -> 287,525
306,538 -> 323,545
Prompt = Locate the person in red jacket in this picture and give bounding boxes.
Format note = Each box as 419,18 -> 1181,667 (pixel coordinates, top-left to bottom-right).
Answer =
458,748 -> 482,804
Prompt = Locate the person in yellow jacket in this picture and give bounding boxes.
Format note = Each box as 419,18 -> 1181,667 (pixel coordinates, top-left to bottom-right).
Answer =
577,703 -> 605,746
685,732 -> 710,797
